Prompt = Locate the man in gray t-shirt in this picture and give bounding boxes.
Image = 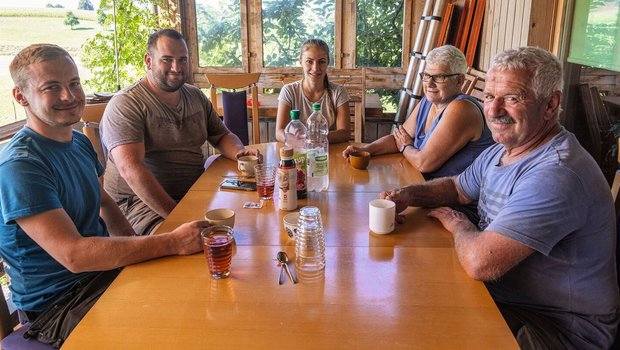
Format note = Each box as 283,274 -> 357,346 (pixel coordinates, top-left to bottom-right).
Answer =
101,29 -> 259,236
382,47 -> 619,349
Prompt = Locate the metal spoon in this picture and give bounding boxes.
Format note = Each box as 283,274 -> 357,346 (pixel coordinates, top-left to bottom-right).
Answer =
276,251 -> 298,284
277,261 -> 285,285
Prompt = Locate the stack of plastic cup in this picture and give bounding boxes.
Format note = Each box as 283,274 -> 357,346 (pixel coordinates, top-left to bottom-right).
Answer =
295,206 -> 326,275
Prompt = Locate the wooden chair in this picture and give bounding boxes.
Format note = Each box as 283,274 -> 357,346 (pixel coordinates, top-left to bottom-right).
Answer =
463,67 -> 486,103
81,103 -> 107,168
329,70 -> 366,143
579,84 -> 616,184
0,264 -> 53,349
461,73 -> 478,95
205,73 -> 261,145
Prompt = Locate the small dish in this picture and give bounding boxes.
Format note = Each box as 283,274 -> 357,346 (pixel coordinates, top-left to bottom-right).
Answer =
283,212 -> 300,239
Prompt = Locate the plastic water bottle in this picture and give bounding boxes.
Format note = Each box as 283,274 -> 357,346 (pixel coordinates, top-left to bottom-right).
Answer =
305,103 -> 329,192
284,109 -> 307,199
295,206 -> 325,274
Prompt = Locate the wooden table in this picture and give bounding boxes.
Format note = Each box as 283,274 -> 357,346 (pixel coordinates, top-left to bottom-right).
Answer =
216,93 -> 384,118
62,143 -> 518,349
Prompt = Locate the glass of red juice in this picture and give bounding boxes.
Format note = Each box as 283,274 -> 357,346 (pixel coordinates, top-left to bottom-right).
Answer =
201,226 -> 235,279
254,164 -> 276,200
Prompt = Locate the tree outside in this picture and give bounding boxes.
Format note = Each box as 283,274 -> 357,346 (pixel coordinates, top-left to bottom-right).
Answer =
81,0 -> 159,92
64,11 -> 80,29
79,0 -> 95,11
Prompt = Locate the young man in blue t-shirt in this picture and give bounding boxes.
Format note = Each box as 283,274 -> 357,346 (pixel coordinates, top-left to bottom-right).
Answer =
0,44 -> 209,347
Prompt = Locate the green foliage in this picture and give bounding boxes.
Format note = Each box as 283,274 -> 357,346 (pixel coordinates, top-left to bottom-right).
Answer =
357,0 -> 403,67
261,0 -> 335,67
194,0 -> 335,68
195,0 -> 242,67
64,11 -> 80,30
79,0 -> 95,11
81,0 -> 160,92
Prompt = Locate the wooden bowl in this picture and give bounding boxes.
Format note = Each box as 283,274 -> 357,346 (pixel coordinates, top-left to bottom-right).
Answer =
349,151 -> 371,170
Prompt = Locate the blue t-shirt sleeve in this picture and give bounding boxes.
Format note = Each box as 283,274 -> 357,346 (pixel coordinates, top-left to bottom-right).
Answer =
487,168 -> 588,255
456,150 -> 489,201
0,159 -> 62,224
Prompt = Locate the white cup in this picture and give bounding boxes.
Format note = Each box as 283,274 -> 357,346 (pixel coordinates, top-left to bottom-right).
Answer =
204,208 -> 236,228
369,199 -> 395,234
238,156 -> 259,176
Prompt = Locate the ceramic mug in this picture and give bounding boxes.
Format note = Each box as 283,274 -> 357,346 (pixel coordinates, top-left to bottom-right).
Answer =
369,199 -> 395,234
204,208 -> 236,228
238,156 -> 259,176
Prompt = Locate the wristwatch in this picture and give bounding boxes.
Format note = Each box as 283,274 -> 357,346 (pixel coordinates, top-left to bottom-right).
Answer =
400,144 -> 411,153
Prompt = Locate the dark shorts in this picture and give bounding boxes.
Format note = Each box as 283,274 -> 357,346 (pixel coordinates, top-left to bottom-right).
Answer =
498,303 -> 618,350
117,195 -> 165,236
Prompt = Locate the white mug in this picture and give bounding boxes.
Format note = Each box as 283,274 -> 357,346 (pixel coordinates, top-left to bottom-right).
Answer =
238,156 -> 259,176
204,208 -> 236,228
369,199 -> 395,234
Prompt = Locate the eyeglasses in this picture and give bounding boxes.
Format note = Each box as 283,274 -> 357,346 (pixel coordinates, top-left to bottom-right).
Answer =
419,73 -> 460,83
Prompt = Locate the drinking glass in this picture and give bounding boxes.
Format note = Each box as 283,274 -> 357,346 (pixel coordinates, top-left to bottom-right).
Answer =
254,164 -> 276,200
202,225 -> 235,279
295,206 -> 326,274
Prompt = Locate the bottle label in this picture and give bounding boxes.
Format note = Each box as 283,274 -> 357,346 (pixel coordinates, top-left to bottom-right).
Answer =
314,155 -> 328,177
293,152 -> 307,195
277,163 -> 297,210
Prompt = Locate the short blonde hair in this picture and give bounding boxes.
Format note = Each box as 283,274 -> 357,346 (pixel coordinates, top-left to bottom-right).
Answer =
9,44 -> 74,89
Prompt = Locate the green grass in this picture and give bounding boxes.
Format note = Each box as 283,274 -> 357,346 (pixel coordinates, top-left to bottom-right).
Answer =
0,11 -> 102,125
0,7 -> 98,20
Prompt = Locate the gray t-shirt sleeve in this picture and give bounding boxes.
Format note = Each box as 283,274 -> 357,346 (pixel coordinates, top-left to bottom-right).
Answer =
100,93 -> 147,151
277,83 -> 294,107
332,84 -> 350,108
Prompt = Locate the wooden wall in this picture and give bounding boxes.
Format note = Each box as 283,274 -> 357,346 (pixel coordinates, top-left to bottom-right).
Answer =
478,0 -> 562,71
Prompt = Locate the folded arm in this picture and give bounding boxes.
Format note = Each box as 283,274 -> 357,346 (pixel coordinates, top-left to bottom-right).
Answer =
395,99 -> 484,173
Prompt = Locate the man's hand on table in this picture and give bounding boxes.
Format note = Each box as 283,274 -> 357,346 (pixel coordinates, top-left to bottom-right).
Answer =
380,188 -> 411,224
168,220 -> 211,255
342,145 -> 365,160
236,148 -> 263,163
427,207 -> 477,236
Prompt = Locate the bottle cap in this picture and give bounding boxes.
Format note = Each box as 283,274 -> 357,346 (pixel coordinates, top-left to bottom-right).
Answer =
312,103 -> 321,111
280,146 -> 294,158
290,109 -> 301,120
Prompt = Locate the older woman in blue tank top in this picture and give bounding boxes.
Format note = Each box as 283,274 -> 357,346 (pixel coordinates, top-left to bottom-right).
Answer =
343,45 -> 494,180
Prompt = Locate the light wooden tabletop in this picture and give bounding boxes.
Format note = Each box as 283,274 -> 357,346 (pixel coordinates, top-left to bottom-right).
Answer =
62,142 -> 518,349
